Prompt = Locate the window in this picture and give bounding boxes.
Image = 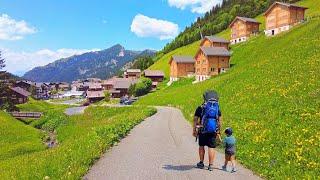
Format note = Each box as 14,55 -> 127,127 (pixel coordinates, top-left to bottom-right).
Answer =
202,59 -> 206,64
202,68 -> 206,72
210,67 -> 215,72
197,60 -> 200,64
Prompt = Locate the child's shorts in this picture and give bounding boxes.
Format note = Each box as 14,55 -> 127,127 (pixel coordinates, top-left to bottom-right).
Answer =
225,149 -> 235,156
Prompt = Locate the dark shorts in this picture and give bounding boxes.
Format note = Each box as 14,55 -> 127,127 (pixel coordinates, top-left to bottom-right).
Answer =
198,133 -> 216,148
225,149 -> 235,156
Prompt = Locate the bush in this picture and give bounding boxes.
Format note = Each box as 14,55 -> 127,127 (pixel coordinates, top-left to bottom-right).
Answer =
133,78 -> 152,97
104,90 -> 110,102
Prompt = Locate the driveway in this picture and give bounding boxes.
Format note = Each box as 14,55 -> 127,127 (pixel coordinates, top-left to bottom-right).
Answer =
84,107 -> 261,180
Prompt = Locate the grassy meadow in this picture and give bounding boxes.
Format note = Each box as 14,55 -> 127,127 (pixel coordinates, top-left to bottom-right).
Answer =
137,0 -> 320,178
0,100 -> 156,179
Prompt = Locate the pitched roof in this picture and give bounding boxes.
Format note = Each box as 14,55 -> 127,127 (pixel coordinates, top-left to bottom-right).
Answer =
204,36 -> 229,43
113,78 -> 137,89
88,83 -> 102,89
200,47 -> 231,57
10,87 -> 31,97
229,16 -> 261,27
264,2 -> 308,15
170,56 -> 194,64
86,91 -> 105,98
126,69 -> 141,73
16,80 -> 35,86
144,70 -> 165,77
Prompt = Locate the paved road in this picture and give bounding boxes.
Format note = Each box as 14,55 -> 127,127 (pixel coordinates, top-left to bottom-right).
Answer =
84,107 -> 261,180
64,106 -> 87,116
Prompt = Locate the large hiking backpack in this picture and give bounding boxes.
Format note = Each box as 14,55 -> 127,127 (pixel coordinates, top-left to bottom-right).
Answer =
202,91 -> 220,133
202,100 -> 219,133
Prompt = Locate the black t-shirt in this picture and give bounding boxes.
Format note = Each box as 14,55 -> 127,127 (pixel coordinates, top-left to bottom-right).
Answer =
194,105 -> 221,119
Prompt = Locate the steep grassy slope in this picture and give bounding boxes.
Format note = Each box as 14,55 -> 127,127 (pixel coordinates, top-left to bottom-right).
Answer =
137,16 -> 320,178
149,0 -> 318,78
0,111 -> 45,161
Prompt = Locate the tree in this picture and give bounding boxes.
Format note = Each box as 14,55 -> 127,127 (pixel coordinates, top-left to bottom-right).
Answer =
0,53 -> 15,111
104,90 -> 110,102
133,78 -> 152,97
0,51 -> 5,70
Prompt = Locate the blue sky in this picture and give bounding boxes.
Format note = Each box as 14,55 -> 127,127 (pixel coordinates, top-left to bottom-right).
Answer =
0,0 -> 221,75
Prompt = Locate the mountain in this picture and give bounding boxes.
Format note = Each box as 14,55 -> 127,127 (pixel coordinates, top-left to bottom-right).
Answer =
22,44 -> 156,82
140,0 -> 319,178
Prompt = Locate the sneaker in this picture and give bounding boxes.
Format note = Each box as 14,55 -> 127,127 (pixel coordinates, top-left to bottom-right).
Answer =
208,164 -> 213,171
222,165 -> 227,171
231,168 -> 237,173
196,161 -> 204,169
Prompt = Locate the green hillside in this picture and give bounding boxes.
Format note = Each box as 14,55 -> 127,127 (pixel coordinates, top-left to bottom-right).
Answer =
149,0 -> 319,78
0,111 -> 45,161
0,100 -> 156,179
138,0 -> 320,178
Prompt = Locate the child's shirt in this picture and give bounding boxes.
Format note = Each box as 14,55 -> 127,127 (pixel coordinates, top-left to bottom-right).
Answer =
224,135 -> 236,153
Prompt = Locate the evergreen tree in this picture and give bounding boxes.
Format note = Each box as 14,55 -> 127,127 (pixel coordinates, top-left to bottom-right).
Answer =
0,51 -> 5,70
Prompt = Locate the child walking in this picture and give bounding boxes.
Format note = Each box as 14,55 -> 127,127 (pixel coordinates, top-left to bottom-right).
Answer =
222,127 -> 237,173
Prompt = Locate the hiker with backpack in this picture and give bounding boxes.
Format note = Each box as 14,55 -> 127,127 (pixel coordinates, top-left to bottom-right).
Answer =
193,90 -> 222,171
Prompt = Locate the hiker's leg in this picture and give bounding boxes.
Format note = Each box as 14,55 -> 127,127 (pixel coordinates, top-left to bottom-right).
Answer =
208,147 -> 215,165
224,154 -> 229,166
199,146 -> 205,162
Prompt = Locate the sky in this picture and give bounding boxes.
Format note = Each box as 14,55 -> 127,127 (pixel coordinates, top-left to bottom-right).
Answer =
0,0 -> 221,76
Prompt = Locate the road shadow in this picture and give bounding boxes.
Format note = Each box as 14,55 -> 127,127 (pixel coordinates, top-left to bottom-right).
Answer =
162,164 -> 195,171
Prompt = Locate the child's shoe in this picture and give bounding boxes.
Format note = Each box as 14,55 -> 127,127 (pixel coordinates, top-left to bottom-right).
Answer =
231,168 -> 237,173
196,161 -> 204,169
222,165 -> 227,171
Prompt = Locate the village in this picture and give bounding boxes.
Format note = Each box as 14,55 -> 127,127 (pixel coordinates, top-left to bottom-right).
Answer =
168,1 -> 308,83
5,68 -> 165,106
0,0 -> 318,179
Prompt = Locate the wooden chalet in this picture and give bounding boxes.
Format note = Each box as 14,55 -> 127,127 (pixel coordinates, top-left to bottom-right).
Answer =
87,83 -> 103,91
110,78 -> 137,98
57,82 -> 70,91
229,16 -> 261,44
195,47 -> 231,82
169,56 -> 195,82
15,80 -> 34,91
9,87 -> 31,104
86,91 -> 105,103
264,2 -> 308,36
86,78 -> 102,83
144,70 -> 165,82
200,36 -> 230,50
124,69 -> 141,79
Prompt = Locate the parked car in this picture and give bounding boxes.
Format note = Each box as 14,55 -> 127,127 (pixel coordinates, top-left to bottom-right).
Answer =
82,101 -> 90,106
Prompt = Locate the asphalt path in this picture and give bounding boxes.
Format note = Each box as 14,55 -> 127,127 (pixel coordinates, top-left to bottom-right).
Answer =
84,107 -> 261,180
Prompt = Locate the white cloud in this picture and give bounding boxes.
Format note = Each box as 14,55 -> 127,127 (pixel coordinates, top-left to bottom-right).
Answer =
168,0 -> 222,14
131,14 -> 179,40
0,14 -> 37,40
1,48 -> 100,76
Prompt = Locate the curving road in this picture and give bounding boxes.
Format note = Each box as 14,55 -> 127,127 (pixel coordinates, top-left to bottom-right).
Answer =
84,107 -> 261,180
